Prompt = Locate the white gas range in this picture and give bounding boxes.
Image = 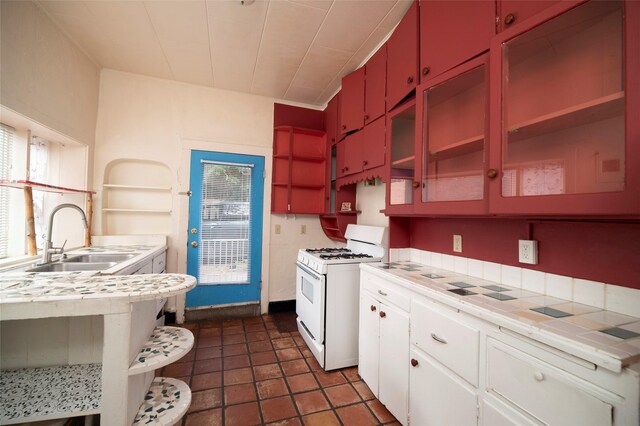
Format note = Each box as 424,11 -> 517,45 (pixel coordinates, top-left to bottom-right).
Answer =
296,224 -> 388,370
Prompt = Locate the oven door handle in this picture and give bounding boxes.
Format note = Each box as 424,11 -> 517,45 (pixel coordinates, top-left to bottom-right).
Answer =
296,262 -> 322,281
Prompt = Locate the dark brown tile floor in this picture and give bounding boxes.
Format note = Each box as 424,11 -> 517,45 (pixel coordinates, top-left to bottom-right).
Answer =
162,314 -> 400,426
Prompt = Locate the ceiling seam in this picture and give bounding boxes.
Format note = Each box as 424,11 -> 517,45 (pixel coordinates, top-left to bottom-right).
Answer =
281,0 -> 334,101
33,0 -> 101,69
313,0 -> 401,105
249,0 -> 273,93
142,2 -> 176,81
204,1 -> 216,86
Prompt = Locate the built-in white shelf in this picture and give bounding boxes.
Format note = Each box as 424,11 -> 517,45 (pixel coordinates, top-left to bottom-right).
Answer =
133,377 -> 191,425
103,208 -> 172,213
103,184 -> 172,191
0,363 -> 102,425
129,326 -> 194,376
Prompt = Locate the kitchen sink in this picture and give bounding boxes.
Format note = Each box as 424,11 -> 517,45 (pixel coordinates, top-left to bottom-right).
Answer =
26,262 -> 118,272
62,253 -> 139,263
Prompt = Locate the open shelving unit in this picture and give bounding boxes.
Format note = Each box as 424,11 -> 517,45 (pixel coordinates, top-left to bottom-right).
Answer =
102,159 -> 172,235
129,326 -> 194,375
272,126 -> 327,214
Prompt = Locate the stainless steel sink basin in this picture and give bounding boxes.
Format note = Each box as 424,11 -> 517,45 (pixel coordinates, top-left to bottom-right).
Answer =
62,253 -> 139,263
26,262 -> 118,272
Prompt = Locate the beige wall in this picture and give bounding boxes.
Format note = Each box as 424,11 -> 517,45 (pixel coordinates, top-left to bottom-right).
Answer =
0,1 -> 99,149
93,69 -> 337,313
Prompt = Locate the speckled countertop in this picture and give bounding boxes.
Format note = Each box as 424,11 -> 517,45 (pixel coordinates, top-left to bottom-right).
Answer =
362,261 -> 640,373
0,244 -> 195,321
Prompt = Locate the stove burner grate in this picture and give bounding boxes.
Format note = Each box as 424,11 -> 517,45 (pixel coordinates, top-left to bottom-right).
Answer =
319,253 -> 374,260
306,247 -> 352,254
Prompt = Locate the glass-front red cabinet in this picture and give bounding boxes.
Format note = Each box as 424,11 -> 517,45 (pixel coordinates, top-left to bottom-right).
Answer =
385,99 -> 417,215
414,54 -> 489,215
489,0 -> 640,216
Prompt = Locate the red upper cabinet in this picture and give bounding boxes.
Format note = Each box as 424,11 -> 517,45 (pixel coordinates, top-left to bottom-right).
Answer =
387,0 -> 419,111
497,0 -> 561,31
340,68 -> 365,135
489,0 -> 640,216
414,54 -> 489,215
419,0 -> 495,82
362,116 -> 386,172
365,45 -> 387,125
325,93 -> 340,146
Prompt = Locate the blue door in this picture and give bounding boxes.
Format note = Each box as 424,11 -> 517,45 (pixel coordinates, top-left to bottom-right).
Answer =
186,150 -> 264,308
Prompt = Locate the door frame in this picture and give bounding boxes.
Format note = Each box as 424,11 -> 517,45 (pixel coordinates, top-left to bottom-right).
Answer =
176,141 -> 273,320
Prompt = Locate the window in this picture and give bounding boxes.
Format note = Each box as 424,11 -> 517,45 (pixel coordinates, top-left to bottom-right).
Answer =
0,124 -> 14,258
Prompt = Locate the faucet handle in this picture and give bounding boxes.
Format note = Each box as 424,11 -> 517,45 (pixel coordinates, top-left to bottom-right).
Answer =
60,239 -> 67,254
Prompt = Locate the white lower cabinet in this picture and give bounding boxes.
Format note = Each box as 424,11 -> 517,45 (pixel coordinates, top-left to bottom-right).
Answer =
359,286 -> 409,425
409,348 -> 477,426
378,301 -> 410,424
359,268 -> 639,426
487,338 -> 614,426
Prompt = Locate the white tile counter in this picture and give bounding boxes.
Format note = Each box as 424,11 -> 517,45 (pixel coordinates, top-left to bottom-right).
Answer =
362,261 -> 640,373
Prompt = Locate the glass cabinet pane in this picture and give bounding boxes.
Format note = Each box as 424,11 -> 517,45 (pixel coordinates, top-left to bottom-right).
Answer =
389,105 -> 416,205
502,0 -> 624,198
422,65 -> 486,202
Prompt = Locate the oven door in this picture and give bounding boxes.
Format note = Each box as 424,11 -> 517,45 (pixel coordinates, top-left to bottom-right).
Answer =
295,262 -> 326,345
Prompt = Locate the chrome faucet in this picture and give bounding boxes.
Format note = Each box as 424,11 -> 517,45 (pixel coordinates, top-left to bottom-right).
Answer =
41,203 -> 88,265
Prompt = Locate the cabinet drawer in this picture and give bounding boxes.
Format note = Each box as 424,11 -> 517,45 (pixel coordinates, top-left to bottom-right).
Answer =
152,252 -> 166,273
487,339 -> 614,426
411,299 -> 479,386
361,273 -> 410,312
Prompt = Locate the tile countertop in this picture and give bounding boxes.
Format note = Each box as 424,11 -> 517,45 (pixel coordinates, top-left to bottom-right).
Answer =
362,261 -> 640,373
0,245 -> 195,321
0,244 -> 167,276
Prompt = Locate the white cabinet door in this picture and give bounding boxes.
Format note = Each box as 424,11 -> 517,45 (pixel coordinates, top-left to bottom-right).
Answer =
359,291 -> 380,396
487,339 -> 613,426
409,349 -> 478,426
379,301 -> 410,425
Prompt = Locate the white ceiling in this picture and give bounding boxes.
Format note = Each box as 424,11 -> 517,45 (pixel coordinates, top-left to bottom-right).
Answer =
36,0 -> 412,107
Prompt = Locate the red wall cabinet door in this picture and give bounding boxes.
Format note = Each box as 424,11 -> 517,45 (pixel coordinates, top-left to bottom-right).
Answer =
340,68 -> 365,135
489,0 -> 640,216
325,93 -> 339,146
420,0 -> 495,82
362,116 -> 386,171
498,0 -> 561,32
365,45 -> 387,125
336,139 -> 348,179
387,0 -> 419,111
344,131 -> 364,176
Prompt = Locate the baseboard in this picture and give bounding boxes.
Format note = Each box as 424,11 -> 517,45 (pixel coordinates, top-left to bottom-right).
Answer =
184,303 -> 260,321
268,299 -> 296,314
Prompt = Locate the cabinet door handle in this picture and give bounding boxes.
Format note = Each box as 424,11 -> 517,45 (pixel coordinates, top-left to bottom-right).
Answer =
431,333 -> 447,344
422,67 -> 430,76
407,76 -> 414,84
379,311 -> 386,318
410,358 -> 419,367
504,13 -> 516,26
487,169 -> 498,179
342,124 -> 347,130
344,166 -> 349,172
534,371 -> 545,382
363,160 -> 368,166
370,305 -> 377,312
377,290 -> 387,296
412,181 -> 420,188
364,114 -> 369,121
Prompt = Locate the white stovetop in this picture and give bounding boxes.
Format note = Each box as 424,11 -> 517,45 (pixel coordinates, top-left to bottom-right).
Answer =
363,261 -> 640,373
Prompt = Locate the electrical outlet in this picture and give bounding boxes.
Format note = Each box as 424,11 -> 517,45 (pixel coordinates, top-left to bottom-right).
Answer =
519,240 -> 538,264
453,235 -> 462,253
274,224 -> 281,235
301,225 -> 306,235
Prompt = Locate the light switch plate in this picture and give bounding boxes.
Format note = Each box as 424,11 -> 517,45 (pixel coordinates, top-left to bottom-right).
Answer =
453,235 -> 462,253
274,224 -> 281,235
519,240 -> 538,264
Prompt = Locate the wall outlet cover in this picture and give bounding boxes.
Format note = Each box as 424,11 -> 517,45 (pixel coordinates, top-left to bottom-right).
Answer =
274,224 -> 281,234
453,235 -> 462,253
519,240 -> 538,265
